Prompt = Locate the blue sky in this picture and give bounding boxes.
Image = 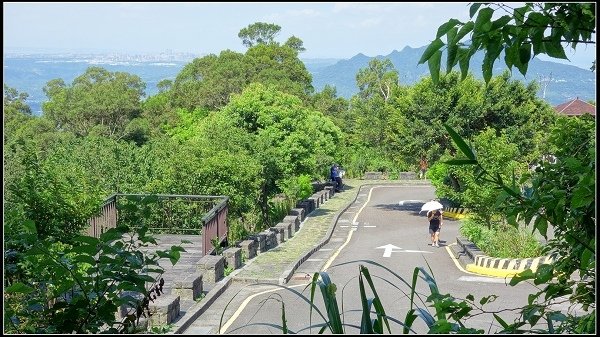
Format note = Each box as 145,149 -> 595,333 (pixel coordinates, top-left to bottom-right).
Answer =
3,2 -> 596,69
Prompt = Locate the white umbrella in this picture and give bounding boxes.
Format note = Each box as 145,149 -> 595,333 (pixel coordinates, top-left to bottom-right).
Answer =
420,200 -> 443,213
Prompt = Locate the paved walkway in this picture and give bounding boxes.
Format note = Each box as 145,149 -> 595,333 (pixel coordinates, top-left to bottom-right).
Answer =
172,179 -> 431,334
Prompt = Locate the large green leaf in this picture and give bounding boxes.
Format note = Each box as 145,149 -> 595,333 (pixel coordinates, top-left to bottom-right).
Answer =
428,50 -> 442,84
443,124 -> 475,160
482,52 -> 494,83
469,3 -> 483,18
455,21 -> 474,42
534,264 -> 554,285
71,244 -> 98,256
436,19 -> 461,38
72,235 -> 100,246
533,215 -> 548,238
518,43 -> 532,67
474,7 -> 494,32
491,15 -> 512,30
418,39 -> 444,65
73,254 -> 97,265
509,269 -> 535,286
514,5 -> 531,25
458,47 -> 471,80
446,40 -> 459,71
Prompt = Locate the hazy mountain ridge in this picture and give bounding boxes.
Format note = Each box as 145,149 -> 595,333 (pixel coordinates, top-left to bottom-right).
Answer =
3,46 -> 595,115
311,45 -> 596,105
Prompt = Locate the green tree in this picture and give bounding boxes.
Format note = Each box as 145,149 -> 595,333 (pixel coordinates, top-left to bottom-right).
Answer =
356,58 -> 398,103
171,50 -> 248,111
245,43 -> 314,99
431,127 -> 528,226
422,3 -> 596,333
284,35 -> 306,53
388,71 -> 554,168
344,59 -> 402,175
140,91 -> 178,138
170,24 -> 312,112
156,79 -> 172,93
4,85 -> 35,144
238,22 -> 281,48
420,3 -> 597,83
4,84 -> 32,115
42,67 -> 146,141
221,83 -> 341,226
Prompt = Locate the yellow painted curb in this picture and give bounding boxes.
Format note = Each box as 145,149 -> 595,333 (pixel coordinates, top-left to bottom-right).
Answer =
466,254 -> 554,278
443,212 -> 468,219
465,264 -> 521,278
443,207 -> 469,219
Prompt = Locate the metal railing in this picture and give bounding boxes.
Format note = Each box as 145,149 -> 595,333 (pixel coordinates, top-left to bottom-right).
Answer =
86,193 -> 229,256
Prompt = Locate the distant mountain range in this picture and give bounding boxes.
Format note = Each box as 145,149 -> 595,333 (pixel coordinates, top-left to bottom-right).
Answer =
309,45 -> 596,106
3,45 -> 595,115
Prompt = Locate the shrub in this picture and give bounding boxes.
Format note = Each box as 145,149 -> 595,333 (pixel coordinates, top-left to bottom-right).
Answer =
4,224 -> 184,334
460,218 -> 543,258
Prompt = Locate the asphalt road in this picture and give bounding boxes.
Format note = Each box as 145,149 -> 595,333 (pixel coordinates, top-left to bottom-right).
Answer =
214,184 -> 542,334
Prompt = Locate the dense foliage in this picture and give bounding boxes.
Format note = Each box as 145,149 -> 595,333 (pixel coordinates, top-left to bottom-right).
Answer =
422,3 -> 595,333
4,11 -> 595,332
419,3 -> 596,83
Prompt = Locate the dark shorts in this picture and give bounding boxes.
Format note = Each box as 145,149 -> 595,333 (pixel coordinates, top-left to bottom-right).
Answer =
429,225 -> 440,234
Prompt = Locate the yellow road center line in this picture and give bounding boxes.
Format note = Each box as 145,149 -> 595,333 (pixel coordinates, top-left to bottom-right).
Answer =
219,283 -> 307,334
223,184 -> 439,333
322,185 -> 377,272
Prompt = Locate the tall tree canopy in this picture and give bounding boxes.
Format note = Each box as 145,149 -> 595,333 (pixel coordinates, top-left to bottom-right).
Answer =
169,23 -> 313,112
42,67 -> 146,141
238,22 -> 282,48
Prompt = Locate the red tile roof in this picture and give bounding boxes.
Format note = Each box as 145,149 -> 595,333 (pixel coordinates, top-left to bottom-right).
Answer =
554,98 -> 596,117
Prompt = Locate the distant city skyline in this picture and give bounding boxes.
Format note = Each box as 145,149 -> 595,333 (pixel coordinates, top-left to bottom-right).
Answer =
4,2 -> 596,69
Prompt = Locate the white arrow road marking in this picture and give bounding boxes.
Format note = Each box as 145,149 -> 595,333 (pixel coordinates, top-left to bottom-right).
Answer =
376,244 -> 402,257
376,245 -> 433,257
363,225 -> 376,228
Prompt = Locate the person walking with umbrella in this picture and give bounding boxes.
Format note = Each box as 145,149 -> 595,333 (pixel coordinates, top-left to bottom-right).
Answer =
427,208 -> 443,247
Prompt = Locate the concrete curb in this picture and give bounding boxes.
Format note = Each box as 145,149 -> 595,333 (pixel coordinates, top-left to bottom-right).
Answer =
456,236 -> 554,278
172,277 -> 233,334
277,185 -> 364,285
